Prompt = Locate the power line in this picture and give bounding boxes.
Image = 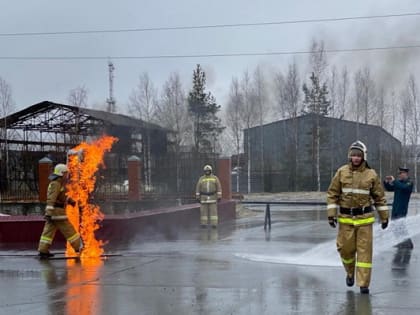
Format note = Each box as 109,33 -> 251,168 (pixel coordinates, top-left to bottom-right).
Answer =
0,12 -> 419,37
0,44 -> 419,60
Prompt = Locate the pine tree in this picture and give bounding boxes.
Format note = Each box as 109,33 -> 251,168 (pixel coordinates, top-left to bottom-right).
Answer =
302,72 -> 330,115
302,72 -> 330,191
188,64 -> 224,153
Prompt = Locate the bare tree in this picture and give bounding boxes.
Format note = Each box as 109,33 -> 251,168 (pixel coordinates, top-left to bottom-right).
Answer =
68,86 -> 88,108
353,66 -> 376,126
329,66 -> 338,118
156,72 -> 189,192
241,70 -> 259,193
225,77 -> 244,192
253,65 -> 269,191
274,60 -> 301,119
156,72 -> 189,150
353,69 -> 364,137
128,72 -> 158,191
129,73 -> 157,122
274,60 -> 301,190
309,38 -> 328,82
399,89 -> 412,162
374,86 -> 388,178
337,67 -> 349,120
407,74 -> 419,192
360,67 -> 376,124
0,77 -> 14,189
374,87 -> 387,129
68,86 -> 88,144
388,90 -> 397,136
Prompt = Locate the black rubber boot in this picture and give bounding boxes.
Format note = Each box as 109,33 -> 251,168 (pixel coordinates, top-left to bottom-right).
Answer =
38,252 -> 55,259
360,287 -> 369,294
346,275 -> 354,287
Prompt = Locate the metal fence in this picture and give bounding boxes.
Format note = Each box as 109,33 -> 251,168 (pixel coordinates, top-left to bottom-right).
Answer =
0,151 -> 219,203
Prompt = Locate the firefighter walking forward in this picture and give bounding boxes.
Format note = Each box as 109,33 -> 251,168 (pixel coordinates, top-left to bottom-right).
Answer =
326,141 -> 389,294
37,163 -> 82,259
195,165 -> 222,228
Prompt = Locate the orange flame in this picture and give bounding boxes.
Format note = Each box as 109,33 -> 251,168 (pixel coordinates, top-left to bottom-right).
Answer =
66,259 -> 103,314
66,135 -> 118,258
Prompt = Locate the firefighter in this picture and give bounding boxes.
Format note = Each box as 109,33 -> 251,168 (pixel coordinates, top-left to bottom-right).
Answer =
37,163 -> 81,259
327,141 -> 389,294
384,166 -> 413,249
195,165 -> 222,228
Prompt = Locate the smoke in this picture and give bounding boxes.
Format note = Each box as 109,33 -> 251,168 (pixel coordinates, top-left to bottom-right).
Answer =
333,15 -> 420,92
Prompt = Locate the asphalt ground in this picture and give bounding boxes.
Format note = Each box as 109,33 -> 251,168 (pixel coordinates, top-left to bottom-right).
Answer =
0,205 -> 419,315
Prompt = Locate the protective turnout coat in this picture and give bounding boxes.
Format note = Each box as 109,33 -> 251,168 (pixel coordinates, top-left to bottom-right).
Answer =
45,179 -> 67,219
327,162 -> 389,224
195,175 -> 222,203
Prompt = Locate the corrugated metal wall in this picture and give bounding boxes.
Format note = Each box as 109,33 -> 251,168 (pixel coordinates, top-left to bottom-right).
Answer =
241,114 -> 401,192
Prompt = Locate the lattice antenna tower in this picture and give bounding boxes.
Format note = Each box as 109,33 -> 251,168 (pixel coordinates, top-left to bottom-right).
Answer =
106,61 -> 116,112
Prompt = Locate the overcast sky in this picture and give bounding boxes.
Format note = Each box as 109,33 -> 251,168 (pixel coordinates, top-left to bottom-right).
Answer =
1,0 -> 419,113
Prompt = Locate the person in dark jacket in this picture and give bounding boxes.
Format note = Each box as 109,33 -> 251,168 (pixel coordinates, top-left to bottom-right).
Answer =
384,166 -> 413,249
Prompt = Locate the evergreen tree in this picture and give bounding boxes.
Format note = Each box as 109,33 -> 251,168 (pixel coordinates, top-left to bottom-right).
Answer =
302,72 -> 330,115
188,64 -> 224,153
302,72 -> 330,191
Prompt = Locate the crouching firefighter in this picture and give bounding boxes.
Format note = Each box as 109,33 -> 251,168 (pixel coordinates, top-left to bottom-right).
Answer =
37,163 -> 82,259
326,141 -> 389,294
195,165 -> 222,228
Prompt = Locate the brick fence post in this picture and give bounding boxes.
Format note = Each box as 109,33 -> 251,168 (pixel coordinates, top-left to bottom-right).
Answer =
128,155 -> 142,201
38,157 -> 53,202
217,158 -> 232,200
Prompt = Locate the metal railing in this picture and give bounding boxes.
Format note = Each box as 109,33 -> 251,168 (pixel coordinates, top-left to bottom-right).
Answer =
241,201 -> 326,230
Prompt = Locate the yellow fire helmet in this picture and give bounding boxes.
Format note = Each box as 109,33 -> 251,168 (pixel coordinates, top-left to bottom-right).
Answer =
53,163 -> 68,176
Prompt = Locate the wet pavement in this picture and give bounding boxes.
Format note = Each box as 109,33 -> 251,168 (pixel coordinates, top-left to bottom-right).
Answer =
1,207 -> 420,315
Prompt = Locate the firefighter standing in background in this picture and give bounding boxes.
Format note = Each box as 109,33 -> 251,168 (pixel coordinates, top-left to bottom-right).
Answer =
326,141 -> 389,294
195,165 -> 222,228
38,163 -> 81,259
384,166 -> 414,249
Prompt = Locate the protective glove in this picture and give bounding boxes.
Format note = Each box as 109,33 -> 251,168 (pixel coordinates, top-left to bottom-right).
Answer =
381,219 -> 388,230
328,216 -> 337,228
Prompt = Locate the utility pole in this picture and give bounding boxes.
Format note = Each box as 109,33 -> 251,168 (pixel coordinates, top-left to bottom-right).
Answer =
106,61 -> 116,113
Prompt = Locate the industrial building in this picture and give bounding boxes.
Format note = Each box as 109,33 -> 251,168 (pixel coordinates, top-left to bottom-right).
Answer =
242,114 -> 401,192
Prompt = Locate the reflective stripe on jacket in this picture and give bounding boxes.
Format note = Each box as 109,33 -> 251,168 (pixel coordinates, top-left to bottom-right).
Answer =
326,161 -> 389,225
195,175 -> 222,203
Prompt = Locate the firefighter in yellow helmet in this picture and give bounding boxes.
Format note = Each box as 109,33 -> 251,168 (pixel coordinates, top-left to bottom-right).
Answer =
326,141 -> 389,294
195,165 -> 222,228
37,163 -> 82,259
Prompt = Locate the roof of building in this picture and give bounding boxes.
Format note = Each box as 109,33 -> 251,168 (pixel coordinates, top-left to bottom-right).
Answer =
3,100 -> 169,133
245,113 -> 398,141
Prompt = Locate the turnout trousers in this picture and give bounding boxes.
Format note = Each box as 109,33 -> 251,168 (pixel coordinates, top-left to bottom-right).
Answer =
38,219 -> 81,254
336,223 -> 373,288
200,202 -> 218,226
